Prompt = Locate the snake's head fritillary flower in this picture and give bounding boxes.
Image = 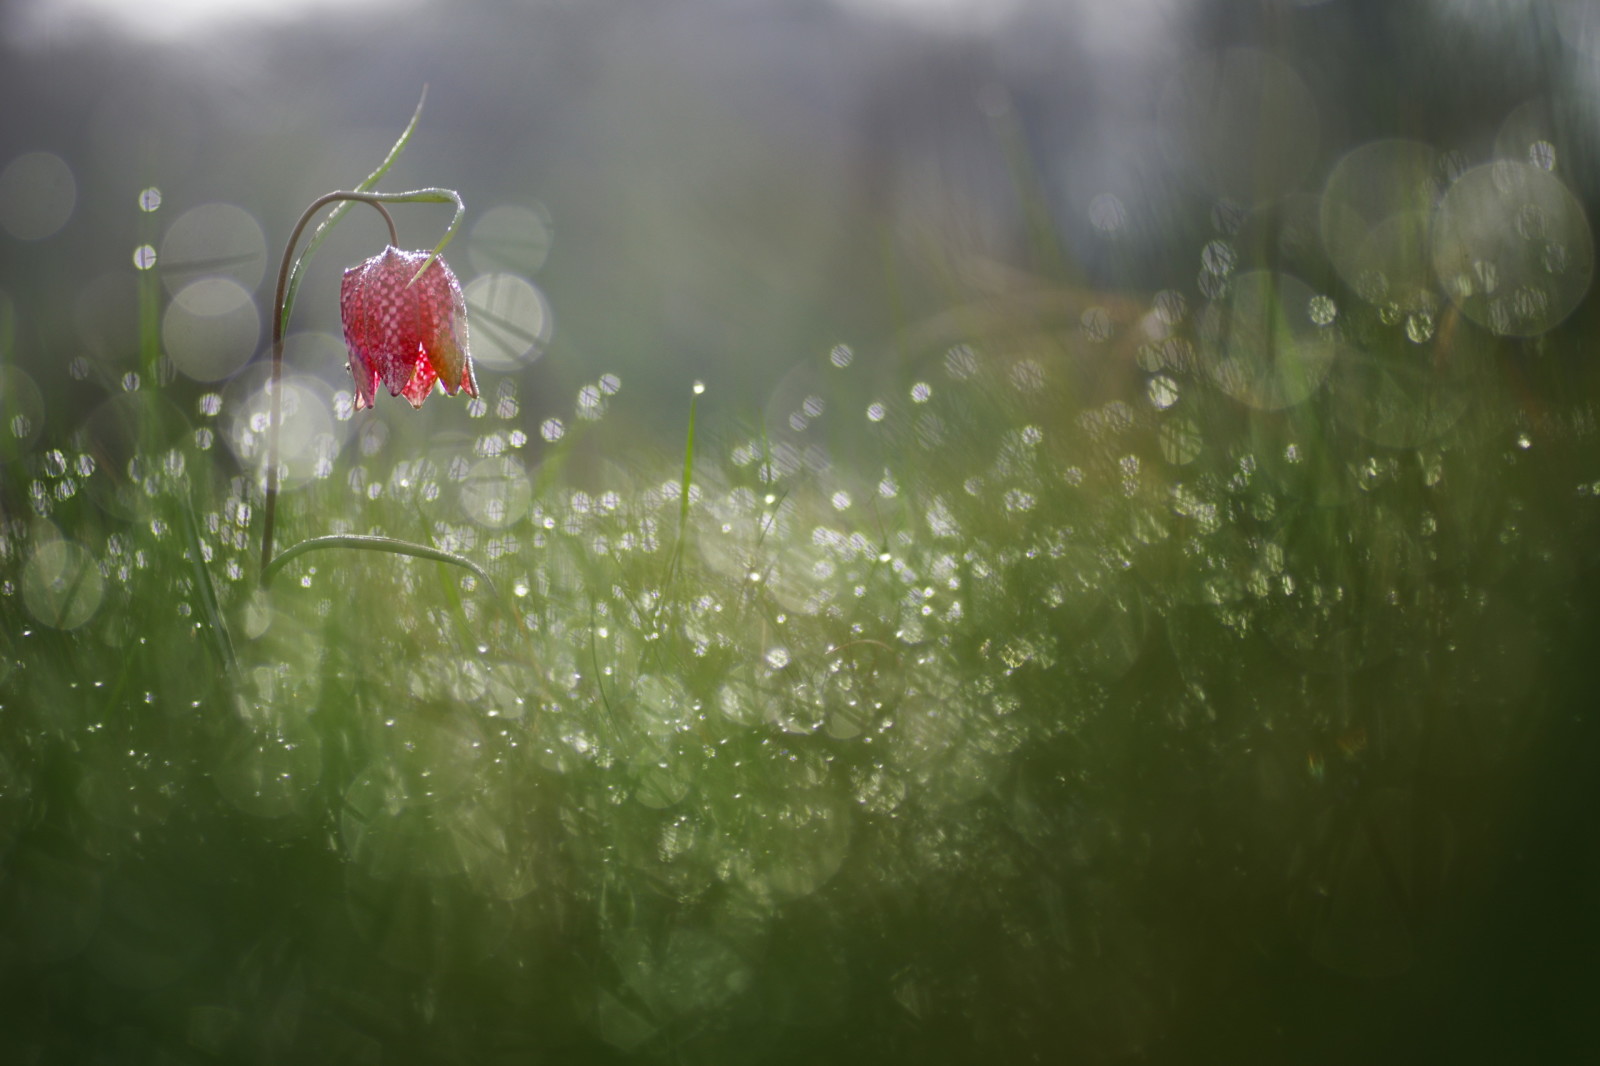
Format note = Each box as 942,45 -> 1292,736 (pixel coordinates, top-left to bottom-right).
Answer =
340,246 -> 477,410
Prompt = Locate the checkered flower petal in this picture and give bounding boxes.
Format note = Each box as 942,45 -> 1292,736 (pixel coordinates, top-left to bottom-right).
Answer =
340,246 -> 477,410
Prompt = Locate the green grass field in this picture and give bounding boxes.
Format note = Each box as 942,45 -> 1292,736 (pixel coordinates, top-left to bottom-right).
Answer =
6,234 -> 1600,1060
6,29 -> 1600,1062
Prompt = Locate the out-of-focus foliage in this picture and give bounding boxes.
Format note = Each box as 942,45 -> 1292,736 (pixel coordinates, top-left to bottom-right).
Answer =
4,1 -> 1600,1063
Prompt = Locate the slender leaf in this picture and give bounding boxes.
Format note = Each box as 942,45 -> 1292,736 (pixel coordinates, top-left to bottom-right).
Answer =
279,85 -> 429,337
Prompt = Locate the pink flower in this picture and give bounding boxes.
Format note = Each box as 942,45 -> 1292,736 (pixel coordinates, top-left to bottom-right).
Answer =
340,246 -> 477,410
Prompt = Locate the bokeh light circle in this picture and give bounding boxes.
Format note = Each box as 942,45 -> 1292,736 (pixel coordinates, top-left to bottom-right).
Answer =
23,539 -> 104,630
226,372 -> 342,489
162,277 -> 259,382
75,391 -> 187,518
467,203 -> 554,275
1431,161 -> 1593,336
0,364 -> 45,458
1321,140 -> 1441,307
462,273 -> 552,369
1199,271 -> 1337,409
279,329 -> 356,392
0,151 -> 76,241
159,202 -> 267,294
460,456 -> 533,528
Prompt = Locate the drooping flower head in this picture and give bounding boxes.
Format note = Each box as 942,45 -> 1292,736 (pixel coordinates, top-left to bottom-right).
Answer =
340,246 -> 477,410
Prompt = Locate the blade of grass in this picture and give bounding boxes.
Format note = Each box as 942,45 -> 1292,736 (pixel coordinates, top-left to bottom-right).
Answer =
411,500 -> 484,651
179,485 -> 238,678
661,382 -> 702,592
262,534 -> 494,591
278,85 -> 428,338
642,383 -> 702,671
590,601 -> 624,746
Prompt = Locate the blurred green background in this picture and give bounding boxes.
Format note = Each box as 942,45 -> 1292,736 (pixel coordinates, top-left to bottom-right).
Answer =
3,0 -> 1600,1062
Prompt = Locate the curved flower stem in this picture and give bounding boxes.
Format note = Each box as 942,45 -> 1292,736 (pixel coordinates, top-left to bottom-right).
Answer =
260,534 -> 495,592
259,186 -> 468,581
259,192 -> 396,580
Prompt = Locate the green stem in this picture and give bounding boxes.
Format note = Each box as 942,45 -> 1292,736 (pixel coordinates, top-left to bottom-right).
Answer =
261,534 -> 494,591
259,185 -> 469,580
259,192 -> 396,580
276,86 -> 429,339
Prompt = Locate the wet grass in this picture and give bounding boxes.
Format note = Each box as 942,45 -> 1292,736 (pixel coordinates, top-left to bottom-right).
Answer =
4,273 -> 1600,1062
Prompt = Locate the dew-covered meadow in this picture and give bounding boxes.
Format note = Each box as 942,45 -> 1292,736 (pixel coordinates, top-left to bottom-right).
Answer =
5,3 -> 1600,1063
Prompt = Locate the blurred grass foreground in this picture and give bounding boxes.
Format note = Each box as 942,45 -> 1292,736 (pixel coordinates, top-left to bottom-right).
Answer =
6,5 -> 1600,1064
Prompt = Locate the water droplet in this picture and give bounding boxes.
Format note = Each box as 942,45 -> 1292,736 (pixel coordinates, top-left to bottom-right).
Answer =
1405,311 -> 1435,343
1153,289 -> 1187,325
1081,306 -> 1113,342
1516,203 -> 1548,241
1201,239 -> 1236,277
132,244 -> 156,270
577,384 -> 602,413
1543,241 -> 1568,275
138,187 -> 161,212
1146,374 -> 1180,410
1198,268 -> 1229,300
944,345 -> 978,379
0,151 -> 76,240
1003,489 -> 1035,513
1473,259 -> 1500,294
